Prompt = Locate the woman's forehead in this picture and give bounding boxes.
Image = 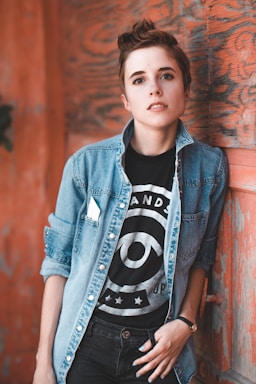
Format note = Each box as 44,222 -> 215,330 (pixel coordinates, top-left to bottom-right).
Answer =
124,46 -> 180,76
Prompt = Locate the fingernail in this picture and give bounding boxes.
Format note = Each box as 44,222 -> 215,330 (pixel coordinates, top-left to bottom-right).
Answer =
139,345 -> 145,351
136,372 -> 141,378
132,361 -> 137,366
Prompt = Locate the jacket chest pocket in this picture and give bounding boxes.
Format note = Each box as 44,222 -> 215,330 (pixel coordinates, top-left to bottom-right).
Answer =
73,213 -> 100,257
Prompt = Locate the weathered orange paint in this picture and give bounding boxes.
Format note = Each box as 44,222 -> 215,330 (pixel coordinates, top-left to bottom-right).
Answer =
1,0 -> 255,383
194,0 -> 256,383
0,0 -> 64,383
205,0 -> 256,149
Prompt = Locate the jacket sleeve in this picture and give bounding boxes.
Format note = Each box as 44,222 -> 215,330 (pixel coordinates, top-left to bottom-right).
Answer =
40,153 -> 87,280
192,148 -> 229,272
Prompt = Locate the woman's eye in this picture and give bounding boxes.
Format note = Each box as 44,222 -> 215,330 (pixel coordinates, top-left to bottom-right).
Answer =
133,77 -> 144,85
161,73 -> 174,80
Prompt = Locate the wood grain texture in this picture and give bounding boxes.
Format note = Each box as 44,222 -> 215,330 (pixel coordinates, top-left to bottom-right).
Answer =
206,0 -> 256,148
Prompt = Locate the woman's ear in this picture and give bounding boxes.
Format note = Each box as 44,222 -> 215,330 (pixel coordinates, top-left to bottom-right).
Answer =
121,94 -> 131,112
184,86 -> 190,102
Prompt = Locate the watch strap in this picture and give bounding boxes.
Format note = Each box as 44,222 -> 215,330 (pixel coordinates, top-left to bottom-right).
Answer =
177,315 -> 198,333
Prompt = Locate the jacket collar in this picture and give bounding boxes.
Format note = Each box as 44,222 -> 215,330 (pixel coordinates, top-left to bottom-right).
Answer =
121,118 -> 194,153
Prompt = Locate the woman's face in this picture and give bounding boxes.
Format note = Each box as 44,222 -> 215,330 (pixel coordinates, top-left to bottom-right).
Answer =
121,46 -> 189,134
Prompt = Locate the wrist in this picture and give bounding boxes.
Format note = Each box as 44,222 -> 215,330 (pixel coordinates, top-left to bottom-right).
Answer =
36,347 -> 53,366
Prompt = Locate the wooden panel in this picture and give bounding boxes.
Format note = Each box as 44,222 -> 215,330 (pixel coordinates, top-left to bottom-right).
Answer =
0,1 -> 64,382
0,4 -> 48,382
191,0 -> 256,382
227,148 -> 256,192
206,0 -> 256,148
210,185 -> 256,384
231,190 -> 256,380
195,150 -> 256,384
212,149 -> 256,383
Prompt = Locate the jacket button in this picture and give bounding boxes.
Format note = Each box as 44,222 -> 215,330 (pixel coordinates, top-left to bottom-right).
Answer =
119,203 -> 125,209
66,355 -> 71,362
88,295 -> 94,301
109,233 -> 115,239
99,264 -> 105,271
76,325 -> 83,332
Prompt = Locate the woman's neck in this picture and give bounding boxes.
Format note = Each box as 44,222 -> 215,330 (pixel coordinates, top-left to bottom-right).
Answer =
131,122 -> 178,156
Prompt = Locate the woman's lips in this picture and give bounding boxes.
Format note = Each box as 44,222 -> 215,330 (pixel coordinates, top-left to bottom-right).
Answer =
147,102 -> 168,110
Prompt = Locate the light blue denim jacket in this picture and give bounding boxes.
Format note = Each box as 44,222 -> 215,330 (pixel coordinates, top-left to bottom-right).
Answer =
41,119 -> 228,384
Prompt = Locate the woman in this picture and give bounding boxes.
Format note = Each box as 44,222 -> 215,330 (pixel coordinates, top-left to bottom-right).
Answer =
33,19 -> 228,384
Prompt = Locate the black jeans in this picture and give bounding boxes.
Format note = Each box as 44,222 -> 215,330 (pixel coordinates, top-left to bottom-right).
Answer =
66,316 -> 179,384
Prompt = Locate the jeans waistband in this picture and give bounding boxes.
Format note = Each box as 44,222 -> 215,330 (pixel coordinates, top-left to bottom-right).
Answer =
87,315 -> 158,345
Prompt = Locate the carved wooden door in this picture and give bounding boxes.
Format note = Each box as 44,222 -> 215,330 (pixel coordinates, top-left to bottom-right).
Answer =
194,1 -> 256,383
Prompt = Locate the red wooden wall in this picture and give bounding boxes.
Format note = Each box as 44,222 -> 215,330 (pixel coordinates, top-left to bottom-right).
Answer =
0,1 -> 65,383
0,0 -> 255,383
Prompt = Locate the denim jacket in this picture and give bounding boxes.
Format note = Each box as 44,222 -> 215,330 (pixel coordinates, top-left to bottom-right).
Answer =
41,119 -> 228,384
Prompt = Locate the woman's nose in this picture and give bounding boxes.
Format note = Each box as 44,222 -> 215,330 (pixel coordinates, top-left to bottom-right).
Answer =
149,82 -> 162,96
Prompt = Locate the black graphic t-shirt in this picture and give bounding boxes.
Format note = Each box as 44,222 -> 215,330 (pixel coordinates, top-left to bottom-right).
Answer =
95,144 -> 176,328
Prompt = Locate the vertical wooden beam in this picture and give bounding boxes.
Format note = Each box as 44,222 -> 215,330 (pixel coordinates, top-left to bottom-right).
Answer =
0,1 -> 64,382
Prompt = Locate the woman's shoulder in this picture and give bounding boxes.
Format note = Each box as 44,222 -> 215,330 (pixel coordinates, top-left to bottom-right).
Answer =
183,138 -> 228,178
74,133 -> 123,157
187,138 -> 226,162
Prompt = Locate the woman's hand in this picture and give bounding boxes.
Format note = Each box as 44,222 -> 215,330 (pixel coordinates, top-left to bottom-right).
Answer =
133,319 -> 192,382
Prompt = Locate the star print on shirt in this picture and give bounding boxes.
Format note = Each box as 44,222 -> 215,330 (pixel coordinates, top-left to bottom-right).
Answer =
115,296 -> 123,305
99,288 -> 149,309
134,296 -> 143,305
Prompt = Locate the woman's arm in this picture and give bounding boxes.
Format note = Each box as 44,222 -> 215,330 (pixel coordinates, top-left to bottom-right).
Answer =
33,275 -> 67,384
178,267 -> 206,324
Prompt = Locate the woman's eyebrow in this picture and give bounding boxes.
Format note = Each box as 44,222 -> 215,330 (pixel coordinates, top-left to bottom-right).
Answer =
129,67 -> 176,80
129,70 -> 145,80
159,66 -> 176,73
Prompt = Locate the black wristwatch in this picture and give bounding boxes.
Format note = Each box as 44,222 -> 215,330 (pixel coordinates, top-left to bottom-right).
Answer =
177,315 -> 198,333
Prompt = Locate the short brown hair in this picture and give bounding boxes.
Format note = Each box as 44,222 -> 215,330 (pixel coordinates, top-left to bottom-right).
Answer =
118,19 -> 191,93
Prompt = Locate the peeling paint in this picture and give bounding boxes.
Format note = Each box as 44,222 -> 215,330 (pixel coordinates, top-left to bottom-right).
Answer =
0,253 -> 12,276
0,328 -> 7,354
1,355 -> 10,378
234,198 -> 244,233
